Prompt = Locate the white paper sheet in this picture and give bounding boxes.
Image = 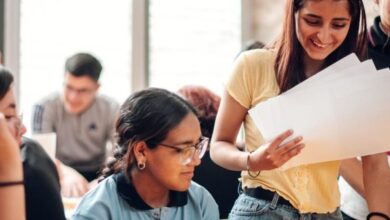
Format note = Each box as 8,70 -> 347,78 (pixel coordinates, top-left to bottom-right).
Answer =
286,57 -> 376,95
249,54 -> 390,170
285,53 -> 361,95
30,132 -> 57,161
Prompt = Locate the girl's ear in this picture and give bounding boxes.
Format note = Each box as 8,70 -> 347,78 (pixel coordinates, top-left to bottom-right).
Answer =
132,141 -> 148,165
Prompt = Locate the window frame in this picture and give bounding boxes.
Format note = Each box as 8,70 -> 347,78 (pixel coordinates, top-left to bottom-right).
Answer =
3,0 -> 252,102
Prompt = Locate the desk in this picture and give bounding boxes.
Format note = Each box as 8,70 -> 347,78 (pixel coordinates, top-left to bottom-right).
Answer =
62,197 -> 81,219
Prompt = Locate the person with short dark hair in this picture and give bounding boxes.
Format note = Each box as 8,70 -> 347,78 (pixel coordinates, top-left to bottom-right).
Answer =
65,53 -> 102,82
72,88 -> 219,220
1,67 -> 66,220
32,52 -> 120,197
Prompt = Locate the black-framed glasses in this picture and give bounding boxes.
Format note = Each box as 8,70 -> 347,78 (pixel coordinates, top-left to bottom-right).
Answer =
158,136 -> 209,165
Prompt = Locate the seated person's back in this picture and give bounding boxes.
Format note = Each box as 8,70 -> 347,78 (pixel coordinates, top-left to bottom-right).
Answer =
22,137 -> 66,220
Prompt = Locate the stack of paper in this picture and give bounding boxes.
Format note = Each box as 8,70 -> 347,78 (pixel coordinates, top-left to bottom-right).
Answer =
249,53 -> 390,170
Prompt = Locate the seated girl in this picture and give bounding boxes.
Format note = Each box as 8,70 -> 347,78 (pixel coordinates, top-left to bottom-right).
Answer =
72,88 -> 219,220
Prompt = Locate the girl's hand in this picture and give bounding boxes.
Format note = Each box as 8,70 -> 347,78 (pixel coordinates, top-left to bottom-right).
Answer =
248,129 -> 305,171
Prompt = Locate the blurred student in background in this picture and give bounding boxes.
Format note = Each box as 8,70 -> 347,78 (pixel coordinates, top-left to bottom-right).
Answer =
367,0 -> 390,69
1,67 -> 65,220
32,53 -> 119,197
0,116 -> 25,220
0,72 -> 25,220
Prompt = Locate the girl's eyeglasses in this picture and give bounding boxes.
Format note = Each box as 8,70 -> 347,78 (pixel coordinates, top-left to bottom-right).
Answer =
158,136 -> 209,165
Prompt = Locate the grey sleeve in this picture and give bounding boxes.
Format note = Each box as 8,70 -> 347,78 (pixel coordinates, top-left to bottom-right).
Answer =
107,101 -> 120,143
32,104 -> 56,133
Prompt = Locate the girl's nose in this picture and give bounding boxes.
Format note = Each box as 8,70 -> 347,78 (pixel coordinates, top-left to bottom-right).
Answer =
188,152 -> 202,167
316,27 -> 332,44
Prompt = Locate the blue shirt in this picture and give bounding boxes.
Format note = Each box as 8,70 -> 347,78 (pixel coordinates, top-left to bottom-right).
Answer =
71,172 -> 219,220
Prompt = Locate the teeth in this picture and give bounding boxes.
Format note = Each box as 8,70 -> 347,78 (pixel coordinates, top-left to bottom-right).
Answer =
311,40 -> 326,48
312,39 -> 326,48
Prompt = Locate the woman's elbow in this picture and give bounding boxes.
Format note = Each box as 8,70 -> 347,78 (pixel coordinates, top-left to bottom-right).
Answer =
209,139 -> 219,162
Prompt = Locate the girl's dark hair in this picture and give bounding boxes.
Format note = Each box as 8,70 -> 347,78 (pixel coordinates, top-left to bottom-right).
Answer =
275,0 -> 367,93
0,67 -> 14,100
100,88 -> 197,180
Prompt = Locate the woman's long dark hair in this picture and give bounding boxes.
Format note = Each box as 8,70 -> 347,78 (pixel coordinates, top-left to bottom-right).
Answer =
0,67 -> 14,100
100,88 -> 197,180
275,0 -> 367,93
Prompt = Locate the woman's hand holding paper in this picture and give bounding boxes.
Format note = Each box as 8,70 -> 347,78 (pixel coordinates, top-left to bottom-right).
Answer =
248,129 -> 305,171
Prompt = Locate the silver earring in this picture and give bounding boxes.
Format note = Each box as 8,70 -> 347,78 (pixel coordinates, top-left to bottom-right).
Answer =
138,161 -> 146,170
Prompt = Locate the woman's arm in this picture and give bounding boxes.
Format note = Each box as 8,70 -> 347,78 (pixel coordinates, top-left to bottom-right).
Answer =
57,160 -> 90,197
362,153 -> 390,219
210,91 -> 305,172
340,158 -> 365,196
0,113 -> 25,220
209,91 -> 248,171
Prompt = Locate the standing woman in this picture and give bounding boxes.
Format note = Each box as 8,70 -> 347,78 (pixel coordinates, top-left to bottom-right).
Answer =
72,88 -> 219,220
211,0 -> 388,219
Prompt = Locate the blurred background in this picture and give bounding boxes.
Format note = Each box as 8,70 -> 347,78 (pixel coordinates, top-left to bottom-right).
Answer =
0,0 -> 378,134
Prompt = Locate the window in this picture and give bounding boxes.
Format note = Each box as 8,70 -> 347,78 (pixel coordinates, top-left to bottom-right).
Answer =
148,0 -> 241,94
19,0 -> 132,134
